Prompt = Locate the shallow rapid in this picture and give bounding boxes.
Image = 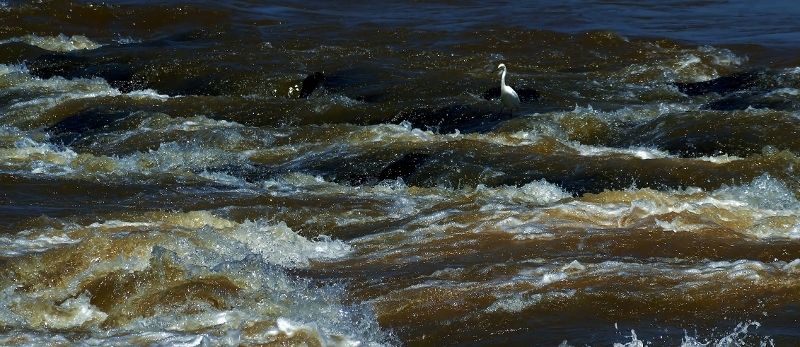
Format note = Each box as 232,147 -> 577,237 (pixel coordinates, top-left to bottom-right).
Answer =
2,1 -> 800,346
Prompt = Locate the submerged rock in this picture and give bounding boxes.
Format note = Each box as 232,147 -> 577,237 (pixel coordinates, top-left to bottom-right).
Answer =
378,153 -> 430,181
46,108 -> 133,146
674,70 -> 766,96
297,69 -> 385,102
389,105 -> 502,134
299,72 -> 326,98
700,91 -> 800,111
673,69 -> 800,111
611,111 -> 800,157
196,163 -> 282,184
197,153 -> 431,188
24,32 -> 239,97
28,53 -> 147,93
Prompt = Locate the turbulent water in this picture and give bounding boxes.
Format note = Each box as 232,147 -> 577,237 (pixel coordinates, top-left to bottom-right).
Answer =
2,1 -> 800,346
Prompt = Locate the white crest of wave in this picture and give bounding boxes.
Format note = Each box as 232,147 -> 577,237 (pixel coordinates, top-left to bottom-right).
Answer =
232,219 -> 352,267
716,173 -> 798,211
86,211 -> 352,268
42,292 -> 108,330
0,232 -> 81,257
0,63 -> 28,76
479,179 -> 572,206
697,45 -> 747,67
0,211 -> 394,346
369,120 -> 437,143
267,317 -> 366,347
577,144 -> 672,160
0,129 -> 78,175
0,34 -> 101,52
486,286 -> 577,314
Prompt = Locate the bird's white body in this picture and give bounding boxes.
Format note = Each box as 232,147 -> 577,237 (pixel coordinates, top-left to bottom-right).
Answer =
495,63 -> 521,117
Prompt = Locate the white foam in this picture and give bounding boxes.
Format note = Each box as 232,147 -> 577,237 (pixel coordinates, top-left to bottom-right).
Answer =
562,260 -> 586,273
495,174 -> 799,239
503,220 -> 555,240
765,87 -> 799,97
507,130 -> 543,145
1,117 -> 277,183
1,76 -> 120,125
696,153 -> 742,163
654,217 -> 705,232
0,233 -> 81,257
266,317 -> 363,347
539,272 -> 568,285
261,172 -> 342,196
0,331 -> 232,347
485,292 -> 543,313
116,141 -> 245,176
784,259 -> 800,274
230,220 -> 352,267
0,211 -> 393,346
197,169 -> 254,187
0,332 -> 73,347
703,260 -> 767,281
716,173 -> 798,211
485,290 -> 575,313
113,35 -> 142,45
675,55 -> 706,78
3,34 -> 102,52
42,292 -> 107,330
576,144 -> 671,160
0,132 -> 79,176
0,63 -> 28,76
477,179 -> 571,207
368,121 -> 437,143
698,45 -> 747,67
88,220 -> 157,229
126,89 -> 171,100
157,311 -> 245,337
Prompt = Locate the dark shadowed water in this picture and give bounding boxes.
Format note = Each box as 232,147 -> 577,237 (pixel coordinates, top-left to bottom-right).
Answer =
2,1 -> 800,346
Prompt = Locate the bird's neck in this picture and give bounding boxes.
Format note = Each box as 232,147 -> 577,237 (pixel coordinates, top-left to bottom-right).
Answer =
500,70 -> 507,88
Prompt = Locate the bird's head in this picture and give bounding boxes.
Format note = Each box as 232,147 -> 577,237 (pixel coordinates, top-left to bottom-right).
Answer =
492,63 -> 507,74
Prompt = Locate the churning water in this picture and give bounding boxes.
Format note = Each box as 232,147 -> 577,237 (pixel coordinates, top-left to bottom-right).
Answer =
2,1 -> 800,346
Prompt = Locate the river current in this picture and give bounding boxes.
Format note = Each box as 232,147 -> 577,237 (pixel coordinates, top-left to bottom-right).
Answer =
2,1 -> 800,346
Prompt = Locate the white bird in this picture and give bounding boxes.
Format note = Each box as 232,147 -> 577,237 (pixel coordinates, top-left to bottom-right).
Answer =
492,63 -> 521,118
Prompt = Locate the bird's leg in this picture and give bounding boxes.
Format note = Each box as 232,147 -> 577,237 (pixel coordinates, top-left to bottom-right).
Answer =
497,106 -> 504,117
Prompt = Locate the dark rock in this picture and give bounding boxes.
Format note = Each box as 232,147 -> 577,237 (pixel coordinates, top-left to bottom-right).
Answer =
700,91 -> 799,111
27,53 -> 147,93
390,107 -> 453,131
46,108 -> 132,146
379,153 -> 430,181
673,69 -> 800,111
390,105 -> 502,134
673,70 -> 767,96
300,72 -> 326,98
26,53 -> 88,79
176,76 -> 222,96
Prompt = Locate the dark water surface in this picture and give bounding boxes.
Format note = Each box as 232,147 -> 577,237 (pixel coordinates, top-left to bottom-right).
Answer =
2,1 -> 800,346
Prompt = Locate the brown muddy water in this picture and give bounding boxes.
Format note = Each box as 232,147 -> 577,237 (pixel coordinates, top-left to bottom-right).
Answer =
2,1 -> 800,346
